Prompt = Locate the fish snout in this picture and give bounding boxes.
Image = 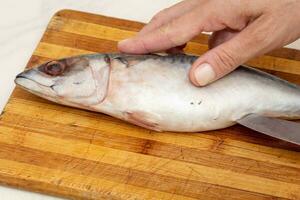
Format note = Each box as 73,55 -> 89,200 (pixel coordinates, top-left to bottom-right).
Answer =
15,69 -> 34,85
15,68 -> 57,92
15,69 -> 35,81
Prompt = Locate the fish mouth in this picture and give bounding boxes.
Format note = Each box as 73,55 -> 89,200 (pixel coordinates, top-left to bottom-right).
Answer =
15,72 -> 57,98
15,74 -> 55,89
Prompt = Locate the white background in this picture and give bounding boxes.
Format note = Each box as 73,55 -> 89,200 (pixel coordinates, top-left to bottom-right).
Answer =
0,0 -> 299,199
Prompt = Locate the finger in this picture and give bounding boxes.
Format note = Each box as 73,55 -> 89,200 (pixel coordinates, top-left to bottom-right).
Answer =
189,15 -> 277,86
118,9 -> 218,54
139,0 -> 200,36
208,29 -> 239,49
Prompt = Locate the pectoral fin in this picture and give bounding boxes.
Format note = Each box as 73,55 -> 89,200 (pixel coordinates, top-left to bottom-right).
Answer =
237,114 -> 300,145
124,111 -> 162,131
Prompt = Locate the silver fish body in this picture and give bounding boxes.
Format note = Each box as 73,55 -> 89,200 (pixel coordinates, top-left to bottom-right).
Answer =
15,53 -> 300,132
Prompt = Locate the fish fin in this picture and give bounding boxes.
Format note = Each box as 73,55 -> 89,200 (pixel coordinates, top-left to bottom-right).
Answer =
111,57 -> 142,68
124,111 -> 162,131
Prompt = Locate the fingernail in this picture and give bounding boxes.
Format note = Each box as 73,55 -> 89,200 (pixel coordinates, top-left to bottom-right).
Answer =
194,63 -> 215,86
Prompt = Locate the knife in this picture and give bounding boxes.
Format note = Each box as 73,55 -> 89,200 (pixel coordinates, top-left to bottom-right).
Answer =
237,114 -> 300,145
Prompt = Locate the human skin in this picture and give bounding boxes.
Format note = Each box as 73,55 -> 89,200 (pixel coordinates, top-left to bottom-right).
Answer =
118,0 -> 300,86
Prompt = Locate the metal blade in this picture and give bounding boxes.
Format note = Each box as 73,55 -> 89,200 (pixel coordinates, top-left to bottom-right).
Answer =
237,114 -> 300,145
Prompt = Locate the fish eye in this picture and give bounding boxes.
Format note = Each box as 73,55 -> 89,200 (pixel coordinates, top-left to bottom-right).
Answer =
44,61 -> 66,76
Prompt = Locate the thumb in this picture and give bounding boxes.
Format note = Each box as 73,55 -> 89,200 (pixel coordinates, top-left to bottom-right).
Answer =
189,29 -> 240,86
189,17 -> 272,86
189,39 -> 244,86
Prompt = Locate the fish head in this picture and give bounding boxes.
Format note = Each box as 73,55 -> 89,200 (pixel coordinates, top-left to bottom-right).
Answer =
15,55 -> 110,107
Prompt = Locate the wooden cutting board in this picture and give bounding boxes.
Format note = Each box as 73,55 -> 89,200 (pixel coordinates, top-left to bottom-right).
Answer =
0,9 -> 300,200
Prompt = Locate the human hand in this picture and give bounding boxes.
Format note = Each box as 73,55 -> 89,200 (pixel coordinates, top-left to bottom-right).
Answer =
118,0 -> 300,86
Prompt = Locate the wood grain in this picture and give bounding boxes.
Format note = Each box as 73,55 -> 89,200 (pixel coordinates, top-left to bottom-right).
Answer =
0,9 -> 300,200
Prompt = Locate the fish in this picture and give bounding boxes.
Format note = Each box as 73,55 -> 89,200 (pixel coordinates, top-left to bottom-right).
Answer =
15,53 -> 300,134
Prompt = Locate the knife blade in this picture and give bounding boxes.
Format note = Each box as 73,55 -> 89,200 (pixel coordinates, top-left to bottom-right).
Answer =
237,114 -> 300,145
